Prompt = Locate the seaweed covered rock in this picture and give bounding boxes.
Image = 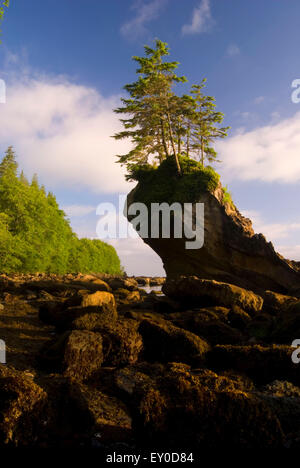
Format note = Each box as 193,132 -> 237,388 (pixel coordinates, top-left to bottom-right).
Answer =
62,330 -> 104,380
263,291 -> 298,314
163,277 -> 263,314
271,301 -> 300,343
100,318 -> 143,367
108,277 -> 138,291
0,365 -> 47,446
115,362 -> 283,448
139,318 -> 210,364
39,291 -> 117,330
256,380 -> 300,438
169,307 -> 245,345
68,382 -> 133,442
39,330 -> 104,380
208,344 -> 299,385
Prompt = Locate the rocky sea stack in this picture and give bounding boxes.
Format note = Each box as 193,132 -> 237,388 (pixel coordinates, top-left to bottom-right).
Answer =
127,156 -> 300,295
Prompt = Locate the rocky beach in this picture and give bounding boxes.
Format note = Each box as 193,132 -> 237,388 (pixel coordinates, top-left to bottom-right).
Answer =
0,270 -> 300,448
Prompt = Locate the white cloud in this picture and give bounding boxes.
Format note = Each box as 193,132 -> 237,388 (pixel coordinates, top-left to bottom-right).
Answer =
63,204 -> 96,217
182,0 -> 214,35
270,111 -> 280,121
217,111 -> 300,183
241,210 -> 300,241
108,238 -> 165,276
254,96 -> 265,105
226,43 -> 240,57
277,245 -> 300,261
120,0 -> 167,39
0,75 -> 134,194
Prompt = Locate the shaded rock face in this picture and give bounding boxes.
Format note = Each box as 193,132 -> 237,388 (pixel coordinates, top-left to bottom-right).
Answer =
127,184 -> 300,294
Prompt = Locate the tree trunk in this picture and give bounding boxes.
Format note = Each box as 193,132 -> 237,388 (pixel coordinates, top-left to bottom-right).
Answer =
178,132 -> 181,155
201,137 -> 205,166
186,125 -> 190,158
160,119 -> 169,158
166,111 -> 182,175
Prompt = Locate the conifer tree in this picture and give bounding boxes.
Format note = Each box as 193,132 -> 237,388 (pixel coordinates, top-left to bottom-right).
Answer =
113,39 -> 186,177
0,1 -> 10,40
190,80 -> 229,166
114,40 -> 229,178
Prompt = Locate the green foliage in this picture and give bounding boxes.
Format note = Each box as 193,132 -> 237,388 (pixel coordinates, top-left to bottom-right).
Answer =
0,147 -> 122,274
189,80 -> 229,165
222,185 -> 234,208
114,39 -> 230,177
133,155 -> 220,205
0,0 -> 10,41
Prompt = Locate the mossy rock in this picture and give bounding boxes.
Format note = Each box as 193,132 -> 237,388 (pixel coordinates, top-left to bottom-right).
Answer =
39,330 -> 104,381
0,365 -> 47,446
68,382 -> 133,443
131,155 -> 221,206
271,301 -> 300,343
227,306 -> 252,331
139,317 -> 211,364
208,344 -> 299,385
169,307 -> 244,345
115,362 -> 283,448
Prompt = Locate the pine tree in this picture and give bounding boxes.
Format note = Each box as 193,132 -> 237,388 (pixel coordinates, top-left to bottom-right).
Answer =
113,39 -> 187,177
0,146 -> 17,177
0,1 -> 10,41
190,80 -> 229,166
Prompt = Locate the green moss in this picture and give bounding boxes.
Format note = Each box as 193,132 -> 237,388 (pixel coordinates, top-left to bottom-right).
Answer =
132,155 -> 220,205
222,185 -> 234,208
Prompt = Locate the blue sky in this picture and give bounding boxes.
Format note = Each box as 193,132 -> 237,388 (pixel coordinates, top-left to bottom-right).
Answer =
1,0 -> 300,275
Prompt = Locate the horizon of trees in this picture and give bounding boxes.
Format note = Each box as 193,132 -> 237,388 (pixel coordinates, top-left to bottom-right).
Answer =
0,147 -> 122,274
113,39 -> 229,180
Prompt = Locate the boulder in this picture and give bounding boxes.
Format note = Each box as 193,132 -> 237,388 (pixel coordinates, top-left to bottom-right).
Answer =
39,291 -> 117,330
271,301 -> 300,343
0,365 -> 47,446
114,288 -> 141,305
139,317 -> 210,364
163,277 -> 264,314
257,380 -> 300,437
68,382 -> 133,442
100,318 -> 143,367
108,277 -> 138,291
80,291 -> 116,310
263,291 -> 298,313
115,362 -> 283,448
62,330 -> 104,380
227,306 -> 252,331
71,311 -> 117,331
208,344 -> 299,385
39,330 -> 104,380
169,307 -> 245,345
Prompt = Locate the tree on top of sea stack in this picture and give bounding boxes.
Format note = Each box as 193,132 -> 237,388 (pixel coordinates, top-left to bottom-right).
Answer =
113,39 -> 230,180
0,1 -> 10,41
189,80 -> 229,166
